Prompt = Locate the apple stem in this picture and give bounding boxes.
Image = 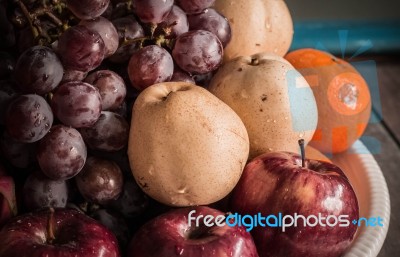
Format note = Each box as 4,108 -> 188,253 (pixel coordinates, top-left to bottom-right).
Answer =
47,208 -> 56,243
298,139 -> 305,168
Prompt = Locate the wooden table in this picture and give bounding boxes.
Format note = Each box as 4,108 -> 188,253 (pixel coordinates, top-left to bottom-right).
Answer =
359,56 -> 400,256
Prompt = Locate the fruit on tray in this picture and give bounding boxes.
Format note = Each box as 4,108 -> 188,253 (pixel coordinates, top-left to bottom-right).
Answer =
0,208 -> 120,257
214,0 -> 293,61
0,164 -> 17,227
128,82 -> 249,206
127,206 -> 259,257
209,52 -> 318,158
285,48 -> 372,153
306,145 -> 332,163
229,142 -> 359,257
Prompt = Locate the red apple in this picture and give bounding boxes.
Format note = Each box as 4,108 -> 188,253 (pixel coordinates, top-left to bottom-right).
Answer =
127,206 -> 259,257
0,164 -> 17,227
230,151 -> 359,257
0,208 -> 120,257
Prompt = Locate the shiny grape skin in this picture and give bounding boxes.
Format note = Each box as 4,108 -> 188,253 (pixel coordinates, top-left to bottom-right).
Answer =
172,30 -> 223,75
108,179 -> 149,218
84,70 -> 126,111
61,69 -> 88,83
110,16 -> 145,63
23,171 -> 68,211
37,125 -> 87,180
188,8 -> 231,47
51,81 -> 102,128
14,46 -> 64,94
158,5 -> 189,38
80,17 -> 119,58
0,52 -> 15,79
0,132 -> 36,169
0,80 -> 17,125
176,0 -> 215,14
170,67 -> 195,84
75,157 -> 124,205
66,0 -> 110,20
80,111 -> 129,152
91,209 -> 130,247
5,94 -> 53,143
127,45 -> 174,90
132,0 -> 174,24
57,25 -> 105,72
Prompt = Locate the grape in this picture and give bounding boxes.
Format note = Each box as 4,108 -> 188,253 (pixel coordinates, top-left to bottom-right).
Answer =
57,25 -> 105,72
80,111 -> 128,152
170,67 -> 195,84
80,17 -> 119,58
157,5 -> 189,38
66,0 -> 110,20
188,8 -> 231,47
177,0 -> 215,14
114,101 -> 128,119
0,80 -> 17,124
5,94 -> 53,143
61,69 -> 88,83
172,30 -> 223,74
84,70 -> 126,111
91,209 -> 130,247
75,157 -> 124,205
110,16 -> 145,63
127,45 -> 174,90
23,171 -> 68,211
0,132 -> 36,169
14,46 -> 63,94
37,125 -> 87,180
51,81 -> 102,128
0,52 -> 15,79
132,0 -> 174,24
109,179 -> 149,218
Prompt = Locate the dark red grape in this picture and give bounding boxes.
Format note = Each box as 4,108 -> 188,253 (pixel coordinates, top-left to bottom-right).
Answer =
23,171 -> 68,211
84,70 -> 126,111
61,69 -> 88,83
80,17 -> 119,58
132,0 -> 174,24
158,5 -> 189,38
0,132 -> 36,169
127,45 -> 174,90
37,125 -> 87,180
176,0 -> 215,14
80,111 -> 128,152
188,8 -> 231,47
109,179 -> 149,218
51,81 -> 102,128
57,25 -> 105,72
91,209 -> 130,247
0,80 -> 17,124
14,46 -> 63,94
0,52 -> 15,79
5,94 -> 53,143
110,16 -> 145,63
170,67 -> 195,84
172,30 -> 223,74
66,0 -> 110,20
76,157 -> 124,205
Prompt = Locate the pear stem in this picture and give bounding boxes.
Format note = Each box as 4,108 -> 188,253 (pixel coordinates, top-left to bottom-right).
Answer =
298,139 -> 305,168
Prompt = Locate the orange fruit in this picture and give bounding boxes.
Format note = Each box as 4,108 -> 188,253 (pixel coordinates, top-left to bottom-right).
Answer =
285,48 -> 371,153
305,145 -> 332,163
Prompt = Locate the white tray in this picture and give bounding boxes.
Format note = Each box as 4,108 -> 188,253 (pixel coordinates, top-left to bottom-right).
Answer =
332,140 -> 390,257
